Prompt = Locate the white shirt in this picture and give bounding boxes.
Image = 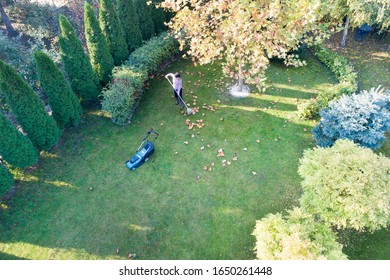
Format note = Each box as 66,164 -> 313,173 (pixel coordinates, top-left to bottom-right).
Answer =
166,73 -> 182,91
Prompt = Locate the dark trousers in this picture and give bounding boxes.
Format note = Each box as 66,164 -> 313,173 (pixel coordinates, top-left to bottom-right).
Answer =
173,88 -> 184,109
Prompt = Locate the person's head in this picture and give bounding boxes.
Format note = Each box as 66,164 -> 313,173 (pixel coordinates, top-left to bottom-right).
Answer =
175,72 -> 181,78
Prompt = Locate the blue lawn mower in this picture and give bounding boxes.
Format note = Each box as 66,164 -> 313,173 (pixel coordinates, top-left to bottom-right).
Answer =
126,128 -> 159,170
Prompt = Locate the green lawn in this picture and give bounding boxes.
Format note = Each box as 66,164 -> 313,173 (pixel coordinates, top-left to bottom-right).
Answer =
0,50 -> 389,260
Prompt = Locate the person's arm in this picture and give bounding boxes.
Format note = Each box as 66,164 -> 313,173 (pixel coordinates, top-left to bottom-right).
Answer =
165,73 -> 174,80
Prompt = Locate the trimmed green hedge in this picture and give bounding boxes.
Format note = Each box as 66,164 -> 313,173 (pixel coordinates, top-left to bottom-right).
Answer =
298,45 -> 358,119
102,33 -> 178,125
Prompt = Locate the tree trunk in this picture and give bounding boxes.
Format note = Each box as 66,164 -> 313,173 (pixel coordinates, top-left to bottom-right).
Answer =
0,4 -> 17,37
340,17 -> 349,48
238,65 -> 243,92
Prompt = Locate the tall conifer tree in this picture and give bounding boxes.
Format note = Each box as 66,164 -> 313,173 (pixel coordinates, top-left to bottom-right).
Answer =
34,50 -> 82,128
150,1 -> 166,33
134,0 -> 155,41
58,15 -> 101,104
99,0 -> 129,65
84,3 -> 115,85
0,60 -> 61,151
117,0 -> 143,51
0,112 -> 38,167
0,163 -> 13,199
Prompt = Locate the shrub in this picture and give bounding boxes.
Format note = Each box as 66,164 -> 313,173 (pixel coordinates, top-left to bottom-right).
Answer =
134,0 -> 155,41
117,0 -> 143,52
99,0 -> 129,66
313,86 -> 390,149
0,60 -> 61,151
0,163 -> 13,199
34,50 -> 82,128
299,45 -> 358,119
102,33 -> 178,125
58,15 -> 101,104
0,112 -> 38,167
84,2 -> 115,85
299,139 -> 390,232
252,208 -> 347,260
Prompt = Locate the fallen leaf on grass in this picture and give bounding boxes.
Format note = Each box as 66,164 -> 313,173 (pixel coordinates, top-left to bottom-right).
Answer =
184,141 -> 189,145
252,172 -> 257,176
217,149 -> 224,157
232,156 -> 238,161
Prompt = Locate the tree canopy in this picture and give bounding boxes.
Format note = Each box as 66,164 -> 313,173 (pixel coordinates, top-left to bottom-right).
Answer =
162,0 -> 338,89
253,208 -> 347,260
299,139 -> 390,232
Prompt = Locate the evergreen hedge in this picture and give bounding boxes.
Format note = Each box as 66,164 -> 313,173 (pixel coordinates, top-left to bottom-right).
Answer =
0,60 -> 61,151
99,0 -> 129,66
84,2 -> 115,85
102,33 -> 178,125
298,45 -> 358,119
0,163 -> 13,199
117,0 -> 143,52
34,50 -> 82,128
134,0 -> 155,41
58,15 -> 101,104
0,112 -> 38,167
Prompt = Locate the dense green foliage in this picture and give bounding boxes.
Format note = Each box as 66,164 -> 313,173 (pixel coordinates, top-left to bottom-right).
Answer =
99,0 -> 129,66
299,140 -> 390,232
84,2 -> 115,85
102,33 -> 178,124
34,50 -> 82,128
0,163 -> 13,199
117,0 -> 143,52
299,45 -> 358,118
58,15 -> 101,104
313,87 -> 390,149
0,113 -> 38,167
150,1 -> 166,33
134,0 -> 155,41
0,60 -> 61,151
253,208 -> 347,260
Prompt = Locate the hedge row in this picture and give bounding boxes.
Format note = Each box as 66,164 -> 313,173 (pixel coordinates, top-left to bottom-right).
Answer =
298,45 -> 358,119
102,33 -> 178,125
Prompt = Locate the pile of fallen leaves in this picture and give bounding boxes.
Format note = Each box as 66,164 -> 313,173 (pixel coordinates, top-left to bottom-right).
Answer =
185,118 -> 205,130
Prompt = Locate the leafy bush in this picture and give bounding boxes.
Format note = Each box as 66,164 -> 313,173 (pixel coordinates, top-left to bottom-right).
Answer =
102,33 -> 178,125
299,139 -> 390,232
252,208 -> 347,260
84,2 -> 115,85
99,0 -> 129,66
117,0 -> 143,52
0,60 -> 61,151
313,86 -> 390,149
0,112 -> 38,168
299,45 -> 358,119
34,50 -> 82,128
0,163 -> 13,199
58,15 -> 101,104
